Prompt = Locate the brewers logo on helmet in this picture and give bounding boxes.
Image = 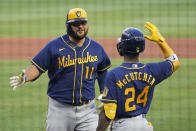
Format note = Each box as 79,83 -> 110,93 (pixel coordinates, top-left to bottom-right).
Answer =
66,8 -> 88,24
117,27 -> 145,56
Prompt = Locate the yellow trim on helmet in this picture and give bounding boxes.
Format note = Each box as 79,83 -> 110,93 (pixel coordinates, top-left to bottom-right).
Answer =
67,8 -> 88,23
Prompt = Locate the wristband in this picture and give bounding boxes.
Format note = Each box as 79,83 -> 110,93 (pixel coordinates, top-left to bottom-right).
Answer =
166,54 -> 178,61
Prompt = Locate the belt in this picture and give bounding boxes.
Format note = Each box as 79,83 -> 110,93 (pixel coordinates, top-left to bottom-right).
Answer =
116,114 -> 146,120
129,114 -> 146,118
72,100 -> 92,106
50,97 -> 93,106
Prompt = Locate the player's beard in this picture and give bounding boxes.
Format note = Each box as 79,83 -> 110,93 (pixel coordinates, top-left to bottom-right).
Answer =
75,28 -> 88,40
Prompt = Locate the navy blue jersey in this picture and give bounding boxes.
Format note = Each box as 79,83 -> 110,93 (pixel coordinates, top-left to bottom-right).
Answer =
31,34 -> 111,104
101,61 -> 173,118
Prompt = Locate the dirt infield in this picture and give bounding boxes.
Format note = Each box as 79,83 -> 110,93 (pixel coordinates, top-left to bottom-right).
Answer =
0,37 -> 195,59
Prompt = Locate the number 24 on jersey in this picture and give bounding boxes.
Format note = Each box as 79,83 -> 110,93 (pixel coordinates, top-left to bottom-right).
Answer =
125,86 -> 150,112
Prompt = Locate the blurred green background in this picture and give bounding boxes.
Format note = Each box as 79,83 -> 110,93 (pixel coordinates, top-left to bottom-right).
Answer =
0,0 -> 195,131
0,0 -> 196,37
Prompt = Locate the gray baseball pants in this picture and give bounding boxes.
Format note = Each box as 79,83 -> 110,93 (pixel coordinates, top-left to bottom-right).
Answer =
46,97 -> 98,131
110,114 -> 153,131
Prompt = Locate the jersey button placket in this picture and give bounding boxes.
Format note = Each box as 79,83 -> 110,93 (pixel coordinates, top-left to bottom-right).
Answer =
72,47 -> 77,105
75,47 -> 83,105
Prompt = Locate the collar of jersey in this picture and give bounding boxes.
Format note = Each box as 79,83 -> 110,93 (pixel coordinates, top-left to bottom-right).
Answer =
62,34 -> 90,49
119,62 -> 146,69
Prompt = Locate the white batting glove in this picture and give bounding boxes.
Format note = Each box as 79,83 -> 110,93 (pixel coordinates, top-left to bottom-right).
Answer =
96,94 -> 103,101
10,69 -> 27,91
96,94 -> 104,110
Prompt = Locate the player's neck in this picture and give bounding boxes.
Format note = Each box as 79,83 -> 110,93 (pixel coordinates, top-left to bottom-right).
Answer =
124,57 -> 139,63
69,36 -> 85,47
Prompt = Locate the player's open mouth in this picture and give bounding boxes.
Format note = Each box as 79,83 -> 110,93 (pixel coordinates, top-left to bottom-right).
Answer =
77,30 -> 84,34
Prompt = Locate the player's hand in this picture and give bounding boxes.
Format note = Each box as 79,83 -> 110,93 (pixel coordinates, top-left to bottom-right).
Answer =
96,94 -> 104,110
10,69 -> 27,91
144,22 -> 165,44
96,94 -> 103,101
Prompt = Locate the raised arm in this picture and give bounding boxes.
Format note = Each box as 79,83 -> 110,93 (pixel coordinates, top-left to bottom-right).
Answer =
144,22 -> 180,72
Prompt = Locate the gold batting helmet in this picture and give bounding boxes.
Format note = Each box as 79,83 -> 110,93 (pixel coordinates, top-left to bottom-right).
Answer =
66,8 -> 88,24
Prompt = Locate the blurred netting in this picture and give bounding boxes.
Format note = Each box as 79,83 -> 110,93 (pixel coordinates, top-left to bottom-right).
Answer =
0,0 -> 195,131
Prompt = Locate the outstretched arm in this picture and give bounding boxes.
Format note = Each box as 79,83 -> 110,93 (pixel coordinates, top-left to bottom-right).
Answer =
144,22 -> 180,72
25,65 -> 40,81
10,64 -> 40,90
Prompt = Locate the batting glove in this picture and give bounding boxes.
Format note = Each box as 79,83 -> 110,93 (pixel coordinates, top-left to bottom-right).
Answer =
96,94 -> 104,110
10,69 -> 27,91
96,94 -> 103,101
144,22 -> 165,44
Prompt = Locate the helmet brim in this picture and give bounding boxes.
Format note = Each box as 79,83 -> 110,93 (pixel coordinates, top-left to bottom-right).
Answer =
66,18 -> 88,24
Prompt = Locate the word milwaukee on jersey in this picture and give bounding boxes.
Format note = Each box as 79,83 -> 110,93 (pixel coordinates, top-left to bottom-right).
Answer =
58,52 -> 98,69
116,72 -> 156,89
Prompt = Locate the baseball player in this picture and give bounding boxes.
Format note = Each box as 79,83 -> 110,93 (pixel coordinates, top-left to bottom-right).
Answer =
9,8 -> 111,131
96,22 -> 180,131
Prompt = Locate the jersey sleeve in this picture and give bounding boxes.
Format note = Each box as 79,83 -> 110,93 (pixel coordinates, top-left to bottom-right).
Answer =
148,60 -> 174,84
101,71 -> 117,103
31,42 -> 53,73
97,48 -> 111,72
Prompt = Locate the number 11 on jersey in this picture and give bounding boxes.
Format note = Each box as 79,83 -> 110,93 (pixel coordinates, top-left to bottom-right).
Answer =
85,66 -> 94,79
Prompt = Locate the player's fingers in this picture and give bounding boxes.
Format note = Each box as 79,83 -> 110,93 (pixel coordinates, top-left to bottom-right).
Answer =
145,22 -> 153,28
10,82 -> 18,87
144,24 -> 153,33
13,86 -> 18,91
146,22 -> 156,30
144,35 -> 152,40
146,22 -> 152,27
10,80 -> 16,85
10,78 -> 18,84
144,23 -> 151,29
10,76 -> 19,80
